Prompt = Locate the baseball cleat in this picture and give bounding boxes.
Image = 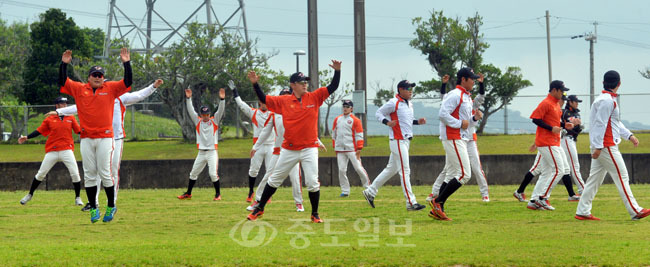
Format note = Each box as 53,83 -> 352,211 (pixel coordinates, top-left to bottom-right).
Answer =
431,201 -> 450,221
482,196 -> 490,202
102,206 -> 117,222
296,203 -> 304,212
527,201 -> 542,210
213,195 -> 222,201
20,194 -> 33,205
340,193 -> 349,197
246,200 -> 259,211
247,208 -> 264,221
177,193 -> 192,200
90,208 -> 101,223
537,199 -> 555,211
632,209 -> 650,221
425,193 -> 436,203
575,214 -> 600,221
311,213 -> 323,223
75,197 -> 84,206
568,194 -> 581,202
246,193 -> 254,203
362,190 -> 375,208
513,191 -> 526,202
81,203 -> 93,212
428,210 -> 451,221
407,203 -> 426,211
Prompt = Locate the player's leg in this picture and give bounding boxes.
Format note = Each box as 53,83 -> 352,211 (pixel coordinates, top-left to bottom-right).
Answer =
575,154 -> 607,218
300,147 -> 323,222
601,146 -> 646,219
364,140 -> 400,199
21,151 -> 59,204
530,146 -> 561,210
394,140 -> 420,210
80,138 -> 100,209
468,140 -> 489,201
347,151 -> 371,190
60,149 -> 83,205
430,153 -> 449,199
288,163 -> 303,211
564,137 -> 585,194
207,150 -> 221,200
180,151 -> 208,199
97,138 -> 116,222
254,154 -> 279,202
256,149 -> 301,210
515,151 -> 541,200
558,143 -> 578,199
435,140 -> 471,214
247,144 -> 266,200
111,138 -> 124,203
336,152 -> 351,196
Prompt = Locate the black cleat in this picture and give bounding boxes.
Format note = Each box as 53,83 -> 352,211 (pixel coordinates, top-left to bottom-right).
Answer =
362,190 -> 375,208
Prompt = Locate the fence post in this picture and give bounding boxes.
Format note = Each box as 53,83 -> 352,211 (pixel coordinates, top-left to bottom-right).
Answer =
23,105 -> 28,135
236,106 -> 240,138
504,101 -> 508,135
131,105 -> 136,139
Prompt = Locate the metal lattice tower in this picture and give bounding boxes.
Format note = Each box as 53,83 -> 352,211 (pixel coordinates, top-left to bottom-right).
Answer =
102,0 -> 250,58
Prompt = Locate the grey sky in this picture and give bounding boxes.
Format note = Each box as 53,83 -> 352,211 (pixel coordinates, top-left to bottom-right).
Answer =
2,0 -> 650,129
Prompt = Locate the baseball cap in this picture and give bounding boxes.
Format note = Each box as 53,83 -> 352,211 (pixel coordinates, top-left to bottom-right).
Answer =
549,80 -> 570,92
567,95 -> 582,102
289,72 -> 310,83
54,96 -> 68,104
457,67 -> 480,80
397,80 -> 416,90
342,100 -> 353,107
88,66 -> 105,76
604,70 -> 620,84
199,106 -> 211,115
279,88 -> 292,95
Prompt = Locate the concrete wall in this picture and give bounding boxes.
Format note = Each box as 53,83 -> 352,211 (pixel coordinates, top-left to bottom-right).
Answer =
1,154 -> 648,191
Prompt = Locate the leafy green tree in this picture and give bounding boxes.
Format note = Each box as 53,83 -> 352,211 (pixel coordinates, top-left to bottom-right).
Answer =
319,69 -> 352,136
0,19 -> 32,139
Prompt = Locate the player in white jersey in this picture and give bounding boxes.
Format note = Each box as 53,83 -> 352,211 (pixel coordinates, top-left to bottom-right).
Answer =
54,79 -> 163,211
427,74 -> 490,203
246,88 -> 308,212
429,68 -> 483,221
177,88 -> 226,201
332,99 -> 370,197
362,80 -> 427,211
575,70 -> 650,221
229,80 -> 274,202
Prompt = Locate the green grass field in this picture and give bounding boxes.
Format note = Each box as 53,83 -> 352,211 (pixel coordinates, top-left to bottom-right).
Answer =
3,133 -> 650,162
1,185 -> 649,266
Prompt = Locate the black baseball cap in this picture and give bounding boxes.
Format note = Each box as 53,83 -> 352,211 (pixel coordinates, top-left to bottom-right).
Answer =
342,100 -> 353,107
397,80 -> 416,90
54,96 -> 68,104
604,70 -> 620,84
549,80 -> 570,92
289,72 -> 310,83
199,106 -> 211,115
88,66 -> 105,76
567,95 -> 582,102
279,88 -> 292,95
457,67 -> 480,80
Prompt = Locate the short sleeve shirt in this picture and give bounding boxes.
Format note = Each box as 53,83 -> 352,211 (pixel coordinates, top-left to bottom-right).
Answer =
37,115 -> 80,153
530,94 -> 562,147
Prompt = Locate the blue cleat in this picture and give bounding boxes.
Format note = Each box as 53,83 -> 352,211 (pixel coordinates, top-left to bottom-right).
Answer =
102,206 -> 117,222
90,208 -> 101,223
340,193 -> 349,197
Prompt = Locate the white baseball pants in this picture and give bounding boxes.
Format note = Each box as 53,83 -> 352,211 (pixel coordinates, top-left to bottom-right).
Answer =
189,150 -> 219,182
34,149 -> 81,183
249,144 -> 274,177
267,147 -> 319,193
576,146 -> 645,219
529,151 -> 543,176
530,146 -> 567,200
561,136 -> 586,194
442,139 -> 471,185
255,153 -> 303,204
430,140 -> 489,197
94,138 -> 124,203
366,139 -> 418,207
80,138 -> 114,188
336,151 -> 370,195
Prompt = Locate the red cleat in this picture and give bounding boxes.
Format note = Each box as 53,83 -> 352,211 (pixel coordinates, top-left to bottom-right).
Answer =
311,213 -> 323,223
633,209 -> 650,220
431,201 -> 451,221
177,193 -> 192,200
575,214 -> 600,221
246,194 -> 254,203
247,209 -> 264,221
213,195 -> 222,201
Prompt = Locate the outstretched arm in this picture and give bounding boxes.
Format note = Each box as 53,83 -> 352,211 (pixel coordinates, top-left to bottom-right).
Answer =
213,88 -> 227,125
185,89 -> 199,125
56,105 -> 78,116
230,80 -> 255,119
121,79 -> 162,105
327,60 -> 342,94
248,71 -> 267,104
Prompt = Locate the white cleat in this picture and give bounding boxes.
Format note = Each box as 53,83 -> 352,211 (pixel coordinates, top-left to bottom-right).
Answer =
20,194 -> 33,205
296,203 -> 304,212
75,197 -> 84,206
482,196 -> 490,202
425,193 -> 437,203
246,201 -> 259,211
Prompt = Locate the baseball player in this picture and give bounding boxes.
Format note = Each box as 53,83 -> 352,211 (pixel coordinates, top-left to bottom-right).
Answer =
229,80 -> 274,202
54,79 -> 164,211
561,95 -> 586,197
59,48 -> 132,223
246,60 -> 342,223
332,99 -> 370,197
427,73 -> 490,203
361,79 -> 427,211
18,97 -> 83,206
177,88 -> 226,201
575,70 -> 650,220
429,68 -> 483,221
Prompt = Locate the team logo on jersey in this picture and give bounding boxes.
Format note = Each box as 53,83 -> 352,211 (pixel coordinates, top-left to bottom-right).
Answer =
347,120 -> 352,125
98,92 -> 108,96
306,104 -> 315,108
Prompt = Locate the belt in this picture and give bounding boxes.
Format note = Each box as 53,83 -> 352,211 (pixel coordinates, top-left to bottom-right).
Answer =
390,137 -> 412,141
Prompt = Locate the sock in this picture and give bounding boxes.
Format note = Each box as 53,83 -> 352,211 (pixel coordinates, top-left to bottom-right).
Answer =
28,178 -> 42,195
213,180 -> 221,197
257,184 -> 278,211
85,186 -> 98,209
105,186 -> 115,207
562,175 -> 576,196
435,178 -> 462,204
186,179 -> 196,195
73,182 -> 81,198
309,190 -> 320,215
517,172 -> 534,193
248,176 -> 256,197
438,182 -> 448,196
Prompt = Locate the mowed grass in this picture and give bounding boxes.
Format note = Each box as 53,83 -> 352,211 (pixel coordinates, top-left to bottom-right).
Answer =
1,185 -> 650,266
4,133 -> 650,162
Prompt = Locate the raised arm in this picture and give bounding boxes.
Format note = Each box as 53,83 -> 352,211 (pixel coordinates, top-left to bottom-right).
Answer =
248,71 -> 267,104
327,60 -> 342,94
56,104 -> 78,116
121,79 -> 162,106
121,47 -> 133,88
59,50 -> 71,87
185,89 -> 199,125
212,88 -> 226,125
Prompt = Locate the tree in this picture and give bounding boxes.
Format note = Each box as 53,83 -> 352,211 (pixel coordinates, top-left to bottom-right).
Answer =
319,69 -> 352,136
475,64 -> 532,133
371,79 -> 396,107
0,19 -> 32,139
640,67 -> 650,79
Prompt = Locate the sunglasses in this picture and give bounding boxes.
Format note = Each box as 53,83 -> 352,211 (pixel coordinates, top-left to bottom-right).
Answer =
91,73 -> 104,78
342,105 -> 352,108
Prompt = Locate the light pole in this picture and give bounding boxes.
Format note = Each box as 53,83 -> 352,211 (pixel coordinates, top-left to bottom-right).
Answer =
293,50 -> 306,72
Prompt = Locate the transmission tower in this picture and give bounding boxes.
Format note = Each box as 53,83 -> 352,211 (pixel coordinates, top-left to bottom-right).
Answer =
102,0 -> 250,58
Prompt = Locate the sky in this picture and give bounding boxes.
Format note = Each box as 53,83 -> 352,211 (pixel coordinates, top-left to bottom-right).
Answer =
2,0 -> 650,131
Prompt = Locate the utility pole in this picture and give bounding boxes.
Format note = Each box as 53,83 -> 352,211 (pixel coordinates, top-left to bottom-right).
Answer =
571,22 -> 598,106
354,0 -> 367,144
308,0 -> 320,135
145,0 -> 154,56
545,10 -> 552,84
